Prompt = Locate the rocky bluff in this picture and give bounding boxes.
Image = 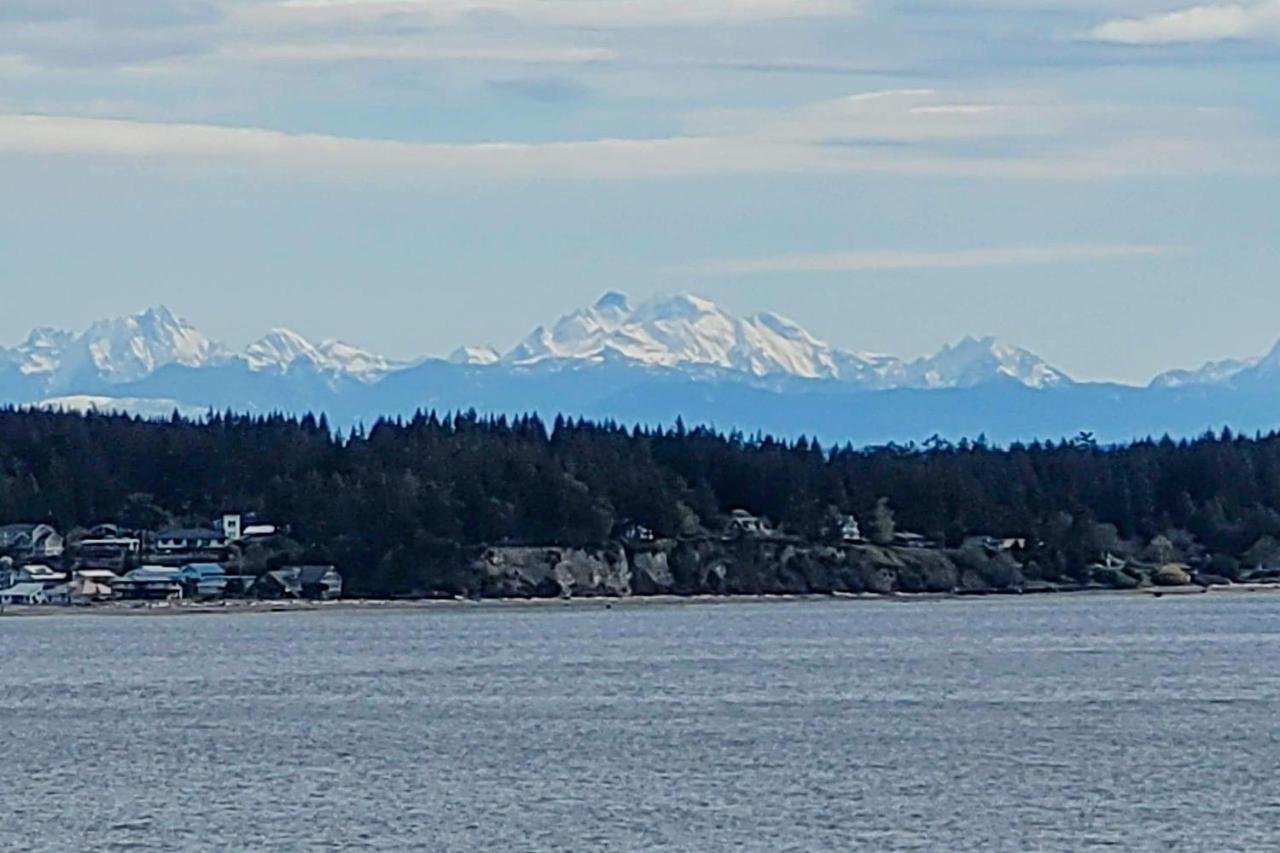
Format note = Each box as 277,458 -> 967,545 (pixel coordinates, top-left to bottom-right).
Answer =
470,539 -> 1001,599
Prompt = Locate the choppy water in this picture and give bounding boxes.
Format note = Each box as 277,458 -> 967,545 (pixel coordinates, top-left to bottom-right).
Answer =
3,595 -> 1280,851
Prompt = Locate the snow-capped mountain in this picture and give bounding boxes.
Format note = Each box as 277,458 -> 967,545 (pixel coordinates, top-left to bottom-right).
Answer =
11,327 -> 75,377
504,291 -> 857,380
12,294 -> 1280,447
492,292 -> 1067,390
4,306 -> 227,391
1150,357 -> 1257,389
1150,339 -> 1280,389
449,345 -> 501,366
902,336 -> 1069,390
0,306 -> 394,394
244,329 -> 396,380
0,296 -> 1071,397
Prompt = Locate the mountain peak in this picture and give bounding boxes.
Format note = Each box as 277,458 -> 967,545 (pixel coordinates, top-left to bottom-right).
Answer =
242,329 -> 392,380
244,328 -> 321,372
480,292 -> 1068,388
65,305 -> 221,385
909,335 -> 1068,389
449,344 -> 501,366
594,291 -> 631,313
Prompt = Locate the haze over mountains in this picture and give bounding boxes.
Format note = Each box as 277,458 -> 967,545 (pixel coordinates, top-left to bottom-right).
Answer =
5,295 -> 1279,445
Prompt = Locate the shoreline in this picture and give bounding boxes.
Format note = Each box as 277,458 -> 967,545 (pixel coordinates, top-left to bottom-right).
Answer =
4,582 -> 1279,618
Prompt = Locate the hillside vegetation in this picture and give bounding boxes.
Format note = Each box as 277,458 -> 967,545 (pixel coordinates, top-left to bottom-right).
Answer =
2,409 -> 1278,596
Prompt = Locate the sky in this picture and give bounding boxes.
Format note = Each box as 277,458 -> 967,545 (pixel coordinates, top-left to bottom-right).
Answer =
0,0 -> 1278,384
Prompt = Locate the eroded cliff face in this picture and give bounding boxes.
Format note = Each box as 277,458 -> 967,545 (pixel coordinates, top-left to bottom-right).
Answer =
475,546 -> 631,598
468,539 -> 990,598
628,540 -> 964,596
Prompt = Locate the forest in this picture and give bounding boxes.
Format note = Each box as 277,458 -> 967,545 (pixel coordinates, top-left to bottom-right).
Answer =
2,407 -> 1280,596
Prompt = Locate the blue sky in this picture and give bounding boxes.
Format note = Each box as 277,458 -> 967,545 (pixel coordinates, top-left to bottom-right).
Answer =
0,0 -> 1278,383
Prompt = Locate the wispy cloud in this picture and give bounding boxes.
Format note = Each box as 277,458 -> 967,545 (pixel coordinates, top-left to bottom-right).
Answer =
0,88 -> 1272,182
686,244 -> 1171,275
260,0 -> 860,28
1087,1 -> 1280,43
217,41 -> 617,65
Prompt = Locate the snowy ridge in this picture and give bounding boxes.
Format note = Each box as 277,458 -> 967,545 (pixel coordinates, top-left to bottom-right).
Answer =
902,336 -> 1070,390
1,296 -> 1074,395
1151,338 -> 1280,389
0,306 -> 395,392
489,292 -> 1069,389
243,329 -> 395,380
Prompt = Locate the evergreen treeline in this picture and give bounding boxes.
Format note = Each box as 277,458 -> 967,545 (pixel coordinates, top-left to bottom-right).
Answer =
3,408 -> 1280,594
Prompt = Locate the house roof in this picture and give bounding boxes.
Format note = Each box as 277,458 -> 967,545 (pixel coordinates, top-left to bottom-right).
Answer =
1,583 -> 46,597
125,566 -> 183,581
180,562 -> 225,576
157,528 -> 224,540
257,569 -> 301,589
296,565 -> 339,585
75,569 -> 120,580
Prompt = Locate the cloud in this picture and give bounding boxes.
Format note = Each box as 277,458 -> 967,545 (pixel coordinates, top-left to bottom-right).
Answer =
691,89 -> 1073,143
0,88 -> 1272,182
0,0 -> 221,28
259,0 -> 859,28
218,41 -> 616,65
686,244 -> 1171,275
1087,1 -> 1280,43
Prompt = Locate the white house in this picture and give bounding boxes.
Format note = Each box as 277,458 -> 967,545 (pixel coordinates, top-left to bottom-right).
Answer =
0,583 -> 48,605
220,514 -> 242,541
16,564 -> 67,586
728,509 -> 772,538
75,568 -> 121,584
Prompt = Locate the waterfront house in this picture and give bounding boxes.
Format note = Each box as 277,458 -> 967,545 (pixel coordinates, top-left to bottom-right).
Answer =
298,565 -> 343,600
45,577 -> 113,605
252,565 -> 343,600
0,583 -> 48,606
252,569 -> 302,599
0,524 -> 64,561
16,564 -> 68,586
114,566 -> 184,601
74,568 -> 121,584
178,563 -> 228,598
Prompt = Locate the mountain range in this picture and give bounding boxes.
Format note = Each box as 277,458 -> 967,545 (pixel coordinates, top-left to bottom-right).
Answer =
5,295 -> 1280,445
